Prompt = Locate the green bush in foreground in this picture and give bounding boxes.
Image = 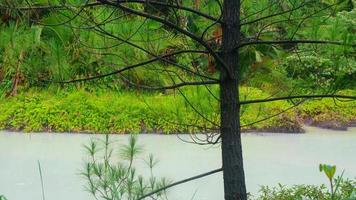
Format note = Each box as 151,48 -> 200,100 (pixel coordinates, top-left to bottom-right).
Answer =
256,164 -> 356,200
256,180 -> 356,200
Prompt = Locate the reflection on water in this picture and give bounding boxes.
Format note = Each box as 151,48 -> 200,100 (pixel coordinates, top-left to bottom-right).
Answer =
0,127 -> 355,200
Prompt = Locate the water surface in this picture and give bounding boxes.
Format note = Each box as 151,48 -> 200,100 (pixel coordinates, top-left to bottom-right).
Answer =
0,127 -> 355,200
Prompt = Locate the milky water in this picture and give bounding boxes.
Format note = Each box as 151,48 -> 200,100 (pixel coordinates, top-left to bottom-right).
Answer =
0,126 -> 355,200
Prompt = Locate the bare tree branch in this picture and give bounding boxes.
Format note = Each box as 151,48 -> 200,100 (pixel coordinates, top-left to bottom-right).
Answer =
117,0 -> 222,23
0,2 -> 101,11
96,0 -> 230,77
137,168 -> 223,200
43,50 -> 217,84
241,1 -> 309,26
240,94 -> 356,105
237,39 -> 355,49
119,77 -> 219,90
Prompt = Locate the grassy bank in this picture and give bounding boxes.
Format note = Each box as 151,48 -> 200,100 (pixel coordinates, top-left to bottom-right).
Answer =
0,87 -> 355,134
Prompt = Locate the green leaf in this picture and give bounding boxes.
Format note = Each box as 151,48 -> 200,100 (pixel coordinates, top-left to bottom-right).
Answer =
255,51 -> 263,62
32,26 -> 43,45
187,16 -> 199,34
147,20 -> 161,30
348,190 -> 356,200
319,163 -> 337,180
0,195 -> 7,200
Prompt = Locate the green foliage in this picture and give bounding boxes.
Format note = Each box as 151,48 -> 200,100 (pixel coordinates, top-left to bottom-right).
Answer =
0,0 -> 196,94
0,195 -> 7,200
319,163 -> 356,200
82,135 -> 169,200
276,6 -> 356,90
0,87 -> 354,134
320,164 -> 339,200
239,0 -> 356,91
0,22 -> 74,93
281,54 -> 355,89
0,0 -> 354,97
299,90 -> 356,127
256,164 -> 356,200
0,87 -> 266,133
257,184 -> 330,200
257,179 -> 356,200
320,164 -> 337,182
0,1 -> 355,134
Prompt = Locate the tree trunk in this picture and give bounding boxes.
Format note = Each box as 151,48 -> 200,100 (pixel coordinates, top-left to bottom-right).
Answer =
220,0 -> 247,200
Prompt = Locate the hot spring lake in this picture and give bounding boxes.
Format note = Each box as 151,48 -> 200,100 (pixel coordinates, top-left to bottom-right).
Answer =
1,126 -> 356,200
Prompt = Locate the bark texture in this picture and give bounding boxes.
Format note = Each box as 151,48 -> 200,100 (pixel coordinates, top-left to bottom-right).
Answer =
220,0 -> 247,199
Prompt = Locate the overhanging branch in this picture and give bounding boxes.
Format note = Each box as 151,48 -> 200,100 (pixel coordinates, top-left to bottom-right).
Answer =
0,1 -> 221,23
237,40 -> 355,49
240,94 -> 356,105
120,79 -> 219,90
0,2 -> 102,11
137,168 -> 223,200
97,0 -> 230,77
43,50 -> 217,84
241,1 -> 309,26
117,0 -> 222,23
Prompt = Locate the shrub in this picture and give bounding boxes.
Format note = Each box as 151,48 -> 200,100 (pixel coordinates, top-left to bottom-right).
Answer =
281,54 -> 355,89
0,88 -> 355,133
82,135 -> 170,200
256,164 -> 356,200
256,180 -> 356,200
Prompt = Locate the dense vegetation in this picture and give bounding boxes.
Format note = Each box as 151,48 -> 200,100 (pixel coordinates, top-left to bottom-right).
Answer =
256,163 -> 356,200
1,2 -> 355,200
0,88 -> 355,133
0,0 -> 355,133
256,179 -> 356,200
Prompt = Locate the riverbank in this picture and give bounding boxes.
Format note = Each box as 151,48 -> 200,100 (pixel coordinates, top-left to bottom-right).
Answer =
0,88 -> 355,134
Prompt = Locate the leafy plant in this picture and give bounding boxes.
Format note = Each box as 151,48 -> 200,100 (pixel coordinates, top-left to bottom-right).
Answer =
320,163 -> 338,199
319,163 -> 356,200
256,164 -> 356,200
82,135 -> 170,200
